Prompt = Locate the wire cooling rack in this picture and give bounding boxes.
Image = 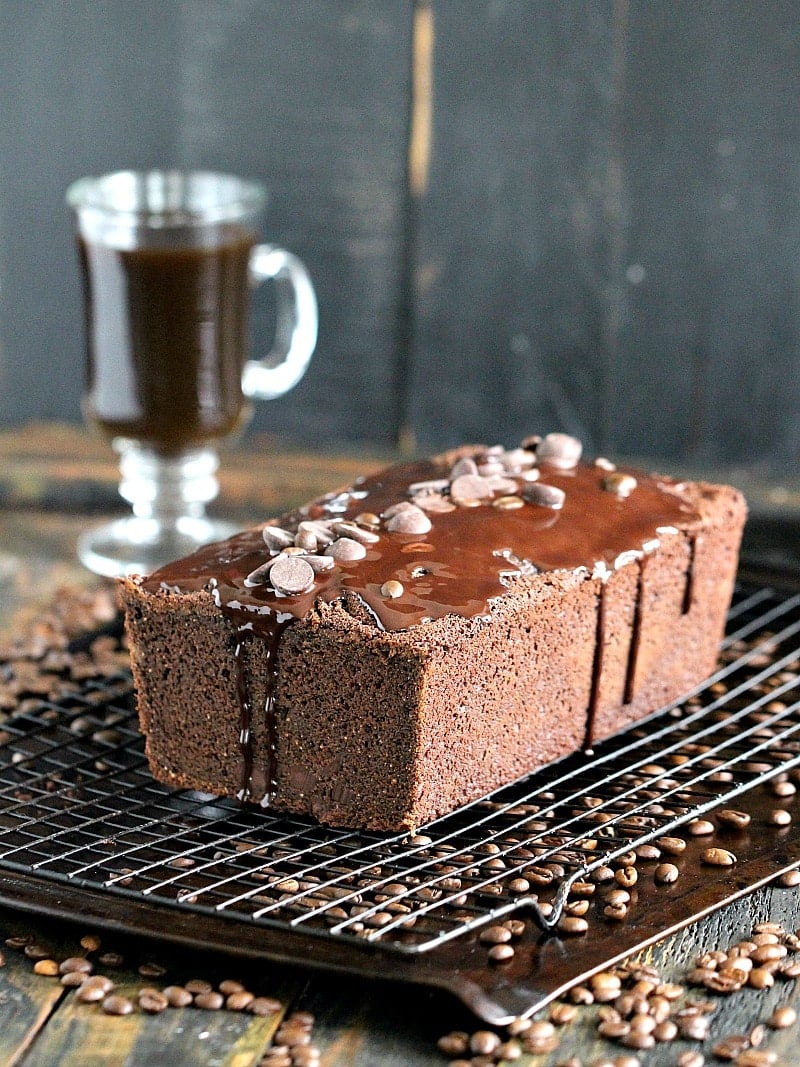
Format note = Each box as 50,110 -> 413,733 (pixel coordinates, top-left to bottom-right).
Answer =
1,577 -> 800,1022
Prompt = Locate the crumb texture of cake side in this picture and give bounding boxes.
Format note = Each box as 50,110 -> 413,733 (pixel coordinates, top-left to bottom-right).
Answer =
119,433 -> 747,831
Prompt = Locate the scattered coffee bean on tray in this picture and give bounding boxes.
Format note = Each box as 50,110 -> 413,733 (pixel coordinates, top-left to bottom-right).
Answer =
701,846 -> 737,866
655,862 -> 680,884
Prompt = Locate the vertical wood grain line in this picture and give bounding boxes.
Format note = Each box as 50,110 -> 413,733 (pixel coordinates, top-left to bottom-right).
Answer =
394,0 -> 435,453
408,0 -> 434,198
599,0 -> 629,454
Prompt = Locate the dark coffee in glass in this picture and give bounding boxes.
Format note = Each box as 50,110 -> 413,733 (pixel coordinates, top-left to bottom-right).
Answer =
79,230 -> 255,455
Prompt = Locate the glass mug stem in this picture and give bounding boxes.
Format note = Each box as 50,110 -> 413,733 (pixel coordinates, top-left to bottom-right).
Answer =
67,170 -> 318,577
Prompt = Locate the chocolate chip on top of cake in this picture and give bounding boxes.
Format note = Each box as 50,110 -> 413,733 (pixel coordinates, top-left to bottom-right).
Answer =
120,433 -> 747,831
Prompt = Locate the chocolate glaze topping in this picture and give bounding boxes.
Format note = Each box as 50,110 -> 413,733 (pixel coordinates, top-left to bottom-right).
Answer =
143,448 -> 699,633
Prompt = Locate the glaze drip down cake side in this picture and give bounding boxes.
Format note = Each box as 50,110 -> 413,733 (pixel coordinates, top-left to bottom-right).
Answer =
119,433 -> 747,831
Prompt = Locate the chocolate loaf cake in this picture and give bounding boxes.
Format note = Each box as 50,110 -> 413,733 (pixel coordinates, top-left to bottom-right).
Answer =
120,434 -> 746,831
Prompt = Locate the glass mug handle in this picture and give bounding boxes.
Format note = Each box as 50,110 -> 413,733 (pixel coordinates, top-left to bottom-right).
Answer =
242,244 -> 318,400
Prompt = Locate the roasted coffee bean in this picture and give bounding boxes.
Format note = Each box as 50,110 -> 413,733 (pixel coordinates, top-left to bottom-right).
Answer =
615,866 -> 638,888
717,808 -> 752,829
488,944 -> 515,962
621,1031 -> 655,1051
193,990 -> 224,1010
137,961 -> 166,978
751,943 -> 786,963
469,1030 -> 502,1055
79,934 -> 102,953
779,868 -> 800,887
243,995 -> 280,1016
605,889 -> 631,906
635,843 -> 661,860
61,972 -> 87,988
704,970 -> 744,993
591,972 -> 622,1001
736,1052 -> 778,1067
549,1002 -> 578,1026
506,1017 -> 532,1036
768,808 -> 792,826
604,903 -> 629,921
76,983 -> 108,1003
33,959 -> 60,976
688,819 -> 716,836
658,836 -> 687,855
569,985 -> 594,1004
713,1035 -> 750,1060
676,1052 -> 705,1067
260,1052 -> 292,1067
748,968 -> 775,989
217,979 -> 246,995
773,779 -> 796,797
59,956 -> 93,975
679,1014 -> 711,1040
507,877 -> 530,894
163,985 -> 193,1008
702,847 -> 737,866
479,925 -> 512,945
226,990 -> 255,1012
768,1005 -> 796,1029
102,994 -> 134,1016
558,915 -> 588,935
138,989 -> 168,1013
184,978 -> 213,995
24,943 -> 51,961
653,1019 -> 678,1042
565,899 -> 590,917
655,862 -> 679,884
437,1031 -> 470,1056
5,935 -> 32,951
97,952 -> 124,968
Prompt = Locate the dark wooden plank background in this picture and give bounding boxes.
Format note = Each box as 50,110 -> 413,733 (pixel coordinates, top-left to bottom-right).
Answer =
0,1 -> 797,473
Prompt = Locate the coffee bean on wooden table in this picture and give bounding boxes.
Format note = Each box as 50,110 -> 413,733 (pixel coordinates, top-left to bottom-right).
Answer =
138,988 -> 169,1013
193,990 -> 224,1010
102,994 -> 134,1016
163,985 -> 193,1008
768,1005 -> 797,1029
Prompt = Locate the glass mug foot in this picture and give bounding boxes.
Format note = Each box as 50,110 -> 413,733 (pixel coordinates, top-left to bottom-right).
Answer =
77,515 -> 241,579
78,444 -> 240,577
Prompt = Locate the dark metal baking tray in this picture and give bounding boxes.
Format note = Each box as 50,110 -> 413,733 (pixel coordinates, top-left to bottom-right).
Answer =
1,574 -> 800,1024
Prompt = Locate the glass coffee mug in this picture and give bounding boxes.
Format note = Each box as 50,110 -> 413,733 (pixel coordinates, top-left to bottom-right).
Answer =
67,170 -> 317,577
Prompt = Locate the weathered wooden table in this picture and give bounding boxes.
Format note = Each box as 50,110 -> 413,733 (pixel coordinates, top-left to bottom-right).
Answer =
2,424 -> 800,1067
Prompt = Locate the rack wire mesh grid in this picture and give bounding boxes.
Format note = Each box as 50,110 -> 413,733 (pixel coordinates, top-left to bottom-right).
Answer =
1,581 -> 799,967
